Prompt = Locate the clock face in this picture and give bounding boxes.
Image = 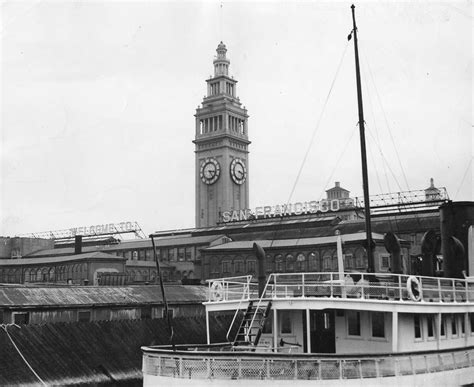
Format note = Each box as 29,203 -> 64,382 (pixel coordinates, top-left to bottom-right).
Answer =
200,158 -> 220,185
230,158 -> 247,185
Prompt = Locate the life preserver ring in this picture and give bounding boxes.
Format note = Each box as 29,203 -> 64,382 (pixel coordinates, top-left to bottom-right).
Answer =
407,276 -> 422,301
210,281 -> 224,301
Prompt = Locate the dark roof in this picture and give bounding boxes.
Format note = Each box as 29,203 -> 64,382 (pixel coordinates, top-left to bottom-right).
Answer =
0,285 -> 207,307
26,235 -> 228,258
0,252 -> 124,266
0,315 -> 231,386
204,232 -> 389,251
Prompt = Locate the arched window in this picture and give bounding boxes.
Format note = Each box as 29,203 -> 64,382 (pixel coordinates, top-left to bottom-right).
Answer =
308,251 -> 320,272
295,253 -> 306,272
247,260 -> 256,274
354,248 -> 367,269
265,254 -> 273,273
275,254 -> 284,272
285,254 -> 294,272
322,250 -> 334,271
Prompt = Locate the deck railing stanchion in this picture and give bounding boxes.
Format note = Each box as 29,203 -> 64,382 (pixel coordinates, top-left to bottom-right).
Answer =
452,279 -> 456,302
302,273 -> 305,297
438,278 -> 442,302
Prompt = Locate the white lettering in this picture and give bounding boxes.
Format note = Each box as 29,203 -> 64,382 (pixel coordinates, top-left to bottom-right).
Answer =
223,211 -> 231,222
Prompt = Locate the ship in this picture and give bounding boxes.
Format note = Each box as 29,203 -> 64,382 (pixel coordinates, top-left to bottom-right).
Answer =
141,5 -> 474,386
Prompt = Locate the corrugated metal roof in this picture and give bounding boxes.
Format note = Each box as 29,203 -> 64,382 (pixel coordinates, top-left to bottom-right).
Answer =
0,285 -> 207,307
204,232 -> 387,251
0,252 -> 124,266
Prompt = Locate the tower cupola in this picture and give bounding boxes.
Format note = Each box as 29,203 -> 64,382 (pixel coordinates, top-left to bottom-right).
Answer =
213,41 -> 230,76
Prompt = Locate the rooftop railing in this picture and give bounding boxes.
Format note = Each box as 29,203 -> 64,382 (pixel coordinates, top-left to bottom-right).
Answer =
207,272 -> 474,304
142,345 -> 474,381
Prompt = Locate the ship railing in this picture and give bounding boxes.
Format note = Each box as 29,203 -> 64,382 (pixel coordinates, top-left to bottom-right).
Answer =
262,272 -> 474,303
142,345 -> 474,380
206,275 -> 258,302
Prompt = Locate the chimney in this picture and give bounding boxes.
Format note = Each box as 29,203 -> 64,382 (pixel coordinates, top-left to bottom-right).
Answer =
75,235 -> 83,255
335,181 -> 340,188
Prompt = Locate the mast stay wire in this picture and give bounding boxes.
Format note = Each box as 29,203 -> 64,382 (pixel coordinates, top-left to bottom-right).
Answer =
0,324 -> 47,386
360,40 -> 411,192
285,40 -> 350,206
317,124 -> 358,202
268,40 -> 350,249
454,157 -> 473,200
361,57 -> 393,195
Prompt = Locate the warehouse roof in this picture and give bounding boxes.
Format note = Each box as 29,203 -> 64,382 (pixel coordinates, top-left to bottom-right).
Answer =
0,251 -> 124,266
0,284 -> 207,307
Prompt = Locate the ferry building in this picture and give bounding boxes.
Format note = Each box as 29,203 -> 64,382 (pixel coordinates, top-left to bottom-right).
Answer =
0,43 -> 472,287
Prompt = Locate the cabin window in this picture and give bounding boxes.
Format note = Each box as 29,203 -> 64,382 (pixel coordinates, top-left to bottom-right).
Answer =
426,315 -> 435,338
168,248 -> 176,262
414,315 -> 422,339
146,249 -> 153,261
470,313 -> 474,334
460,314 -> 465,335
451,315 -> 457,337
371,312 -> 385,338
162,309 -> 174,319
323,312 -> 331,330
280,311 -> 292,334
347,311 -> 361,336
440,315 -> 446,337
141,306 -> 152,320
262,310 -> 273,333
139,250 -> 146,261
12,312 -> 29,325
78,310 -> 91,323
380,254 -> 390,271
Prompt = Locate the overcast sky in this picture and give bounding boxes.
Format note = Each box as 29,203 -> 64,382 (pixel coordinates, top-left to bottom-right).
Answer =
1,1 -> 472,237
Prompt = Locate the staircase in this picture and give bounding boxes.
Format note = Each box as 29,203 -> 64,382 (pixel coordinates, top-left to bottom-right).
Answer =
231,300 -> 272,347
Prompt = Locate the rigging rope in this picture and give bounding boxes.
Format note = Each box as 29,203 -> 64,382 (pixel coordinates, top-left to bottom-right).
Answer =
0,324 -> 47,386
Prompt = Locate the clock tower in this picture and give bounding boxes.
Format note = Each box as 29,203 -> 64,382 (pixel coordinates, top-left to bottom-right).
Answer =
194,42 -> 250,228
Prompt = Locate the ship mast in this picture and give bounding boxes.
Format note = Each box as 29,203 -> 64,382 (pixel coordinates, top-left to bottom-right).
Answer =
351,4 -> 374,272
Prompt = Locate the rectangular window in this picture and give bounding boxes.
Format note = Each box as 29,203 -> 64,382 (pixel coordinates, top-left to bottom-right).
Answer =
185,248 -> 192,261
141,306 -> 152,320
161,249 -> 168,262
344,254 -> 354,269
427,315 -> 435,338
460,314 -> 465,335
13,312 -> 29,325
139,250 -> 146,261
347,311 -> 361,336
470,313 -> 474,333
372,312 -> 385,338
78,311 -> 91,323
169,248 -> 176,262
146,249 -> 153,261
414,315 -> 422,339
451,315 -> 457,336
178,248 -> 185,262
281,311 -> 292,334
162,308 -> 174,319
323,312 -> 331,330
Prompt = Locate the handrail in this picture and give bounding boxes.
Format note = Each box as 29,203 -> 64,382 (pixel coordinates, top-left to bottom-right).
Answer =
142,345 -> 474,381
246,274 -> 275,341
226,281 -> 250,342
